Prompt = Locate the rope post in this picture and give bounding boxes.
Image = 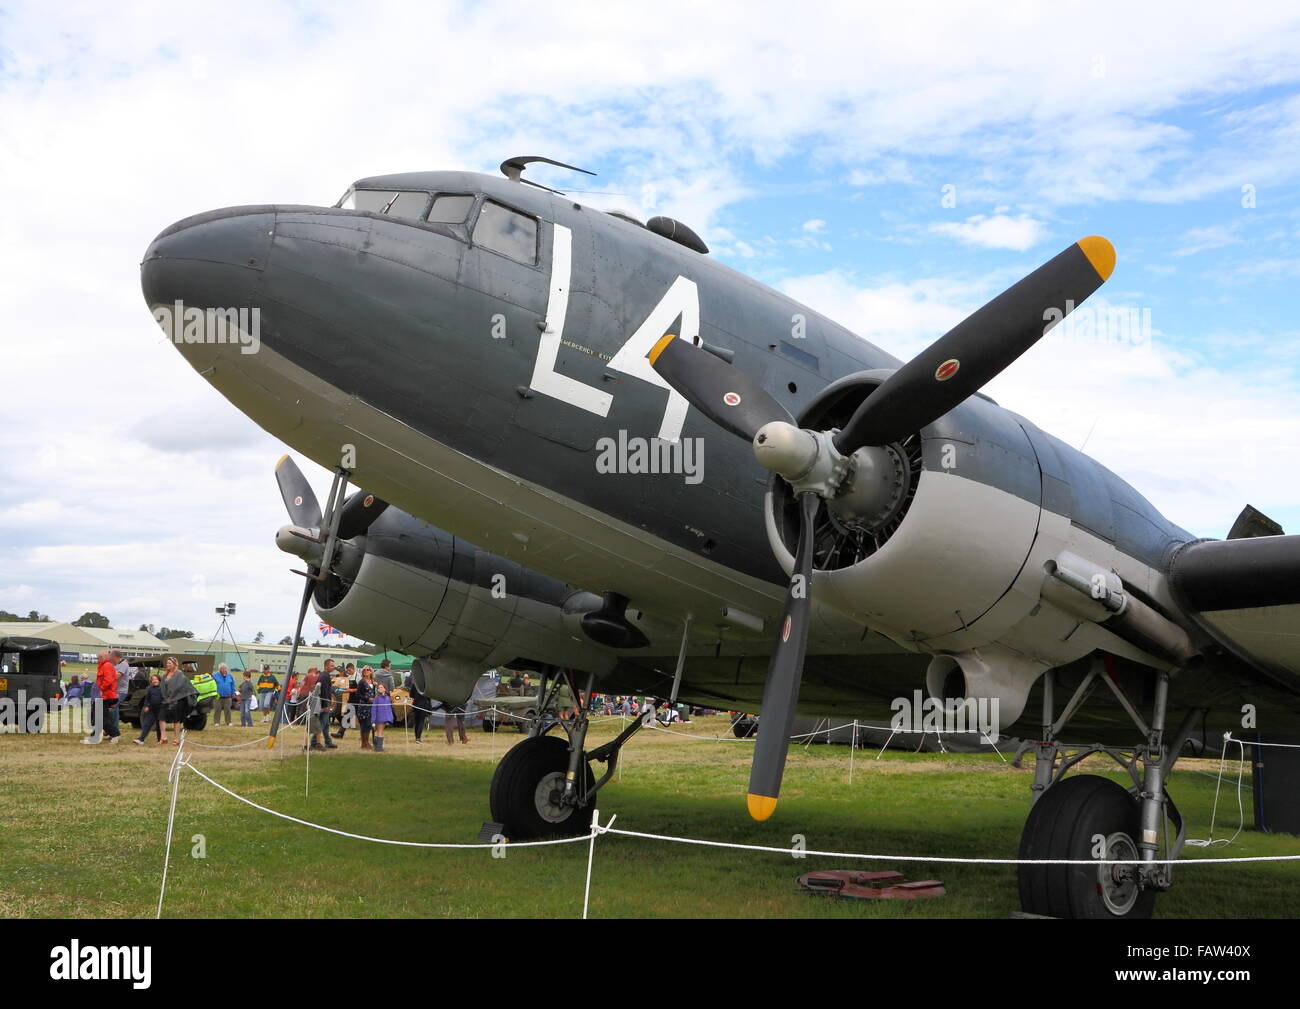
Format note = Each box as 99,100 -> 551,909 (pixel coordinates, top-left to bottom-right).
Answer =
582,809 -> 616,919
849,720 -> 857,784
157,742 -> 186,919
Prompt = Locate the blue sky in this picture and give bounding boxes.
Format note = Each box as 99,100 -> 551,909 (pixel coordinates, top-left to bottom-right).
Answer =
1,0 -> 1298,641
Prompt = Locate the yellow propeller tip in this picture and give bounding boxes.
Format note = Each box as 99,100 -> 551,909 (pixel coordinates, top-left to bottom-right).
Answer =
275,454 -> 289,470
648,332 -> 678,366
1077,235 -> 1116,282
747,793 -> 778,821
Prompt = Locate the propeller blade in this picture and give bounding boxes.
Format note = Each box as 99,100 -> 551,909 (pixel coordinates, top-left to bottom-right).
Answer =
648,333 -> 795,442
275,455 -> 322,529
335,490 -> 389,539
834,236 -> 1115,453
747,491 -> 820,821
267,575 -> 315,747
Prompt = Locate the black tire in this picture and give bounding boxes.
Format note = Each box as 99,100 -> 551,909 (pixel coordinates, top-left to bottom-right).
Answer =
733,717 -> 758,739
482,717 -> 497,733
1017,774 -> 1158,919
184,710 -> 208,731
488,735 -> 593,840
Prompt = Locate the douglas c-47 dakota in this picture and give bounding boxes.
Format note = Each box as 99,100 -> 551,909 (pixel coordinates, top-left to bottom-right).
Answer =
141,156 -> 1300,919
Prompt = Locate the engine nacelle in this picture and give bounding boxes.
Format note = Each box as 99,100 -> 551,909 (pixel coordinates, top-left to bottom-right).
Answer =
924,648 -> 1048,731
764,370 -> 1043,647
297,509 -> 618,696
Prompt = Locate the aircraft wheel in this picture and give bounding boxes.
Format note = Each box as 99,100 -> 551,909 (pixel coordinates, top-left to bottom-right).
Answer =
733,717 -> 758,739
482,716 -> 497,733
489,735 -> 592,840
1017,774 -> 1157,919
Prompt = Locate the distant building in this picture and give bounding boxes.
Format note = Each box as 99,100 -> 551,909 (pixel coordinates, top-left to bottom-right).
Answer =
178,640 -> 374,676
0,622 -> 169,662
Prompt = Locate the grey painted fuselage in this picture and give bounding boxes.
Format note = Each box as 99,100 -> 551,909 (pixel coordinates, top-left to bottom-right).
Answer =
141,170 -> 1300,740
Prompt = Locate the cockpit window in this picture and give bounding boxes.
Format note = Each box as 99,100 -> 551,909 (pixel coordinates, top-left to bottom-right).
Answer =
338,189 -> 430,219
473,201 -> 538,264
426,194 -> 474,224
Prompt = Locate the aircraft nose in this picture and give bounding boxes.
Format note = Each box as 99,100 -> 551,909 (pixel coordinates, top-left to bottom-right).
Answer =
140,206 -> 276,315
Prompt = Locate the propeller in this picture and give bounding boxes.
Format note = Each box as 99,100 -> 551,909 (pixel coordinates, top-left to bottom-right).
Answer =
275,454 -> 322,528
648,332 -> 794,441
266,456 -> 389,746
650,237 -> 1116,819
833,236 -> 1114,453
747,492 -> 819,820
335,490 -> 389,540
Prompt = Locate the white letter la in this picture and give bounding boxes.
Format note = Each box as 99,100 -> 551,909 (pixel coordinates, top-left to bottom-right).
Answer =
529,222 -> 698,444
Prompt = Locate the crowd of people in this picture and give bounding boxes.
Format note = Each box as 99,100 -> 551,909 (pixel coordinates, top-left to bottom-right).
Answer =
63,652 -> 700,750
279,657 -> 475,753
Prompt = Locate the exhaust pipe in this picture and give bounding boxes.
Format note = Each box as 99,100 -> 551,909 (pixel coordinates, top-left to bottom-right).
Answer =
1044,558 -> 1197,667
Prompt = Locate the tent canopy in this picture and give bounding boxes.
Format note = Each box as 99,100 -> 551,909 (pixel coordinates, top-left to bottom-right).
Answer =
366,649 -> 416,671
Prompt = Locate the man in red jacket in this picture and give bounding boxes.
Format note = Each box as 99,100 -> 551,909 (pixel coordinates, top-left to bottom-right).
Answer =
82,650 -> 121,744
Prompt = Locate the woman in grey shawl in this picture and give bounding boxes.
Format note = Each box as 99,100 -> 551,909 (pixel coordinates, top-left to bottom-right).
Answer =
161,656 -> 198,745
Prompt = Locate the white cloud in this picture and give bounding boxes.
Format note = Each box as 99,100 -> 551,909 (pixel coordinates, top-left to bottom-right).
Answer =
4,1 -> 1300,636
780,268 -> 1299,537
802,219 -> 827,233
1173,223 -> 1242,256
930,213 -> 1047,251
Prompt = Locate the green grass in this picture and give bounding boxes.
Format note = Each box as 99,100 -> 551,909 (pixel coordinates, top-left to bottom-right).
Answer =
0,716 -> 1295,917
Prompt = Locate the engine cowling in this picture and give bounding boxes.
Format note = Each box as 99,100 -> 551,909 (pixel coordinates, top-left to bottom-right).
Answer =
277,507 -> 617,704
764,371 -> 1043,648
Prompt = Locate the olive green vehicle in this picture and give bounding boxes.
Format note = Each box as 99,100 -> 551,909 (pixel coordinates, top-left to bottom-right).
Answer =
119,654 -> 215,730
479,674 -> 574,734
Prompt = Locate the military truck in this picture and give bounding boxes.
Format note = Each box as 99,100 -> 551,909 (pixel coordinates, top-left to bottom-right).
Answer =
119,654 -> 216,730
0,636 -> 62,733
479,674 -> 573,733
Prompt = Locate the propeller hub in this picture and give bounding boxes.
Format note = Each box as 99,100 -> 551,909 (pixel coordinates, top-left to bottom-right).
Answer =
752,421 -> 818,480
753,423 -> 852,502
827,444 -> 911,531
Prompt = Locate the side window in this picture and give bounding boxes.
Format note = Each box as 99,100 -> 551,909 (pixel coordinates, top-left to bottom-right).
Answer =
426,194 -> 474,224
474,201 -> 538,264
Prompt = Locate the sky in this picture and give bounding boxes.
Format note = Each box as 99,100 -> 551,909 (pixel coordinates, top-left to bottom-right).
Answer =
2,1 -> 1299,645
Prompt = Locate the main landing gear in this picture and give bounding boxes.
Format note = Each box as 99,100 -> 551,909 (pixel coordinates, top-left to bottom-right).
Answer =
488,668 -> 648,839
1013,654 -> 1204,919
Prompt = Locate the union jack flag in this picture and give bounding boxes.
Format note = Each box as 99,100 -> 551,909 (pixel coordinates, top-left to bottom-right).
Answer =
319,621 -> 340,636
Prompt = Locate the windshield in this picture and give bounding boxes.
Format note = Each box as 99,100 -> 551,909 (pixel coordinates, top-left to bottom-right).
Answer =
336,189 -> 430,218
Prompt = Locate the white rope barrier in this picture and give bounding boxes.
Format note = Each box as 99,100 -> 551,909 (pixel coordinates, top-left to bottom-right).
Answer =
596,824 -> 1300,866
173,752 -> 1300,868
1226,733 -> 1300,749
185,708 -> 312,750
154,738 -> 1300,920
177,758 -> 593,850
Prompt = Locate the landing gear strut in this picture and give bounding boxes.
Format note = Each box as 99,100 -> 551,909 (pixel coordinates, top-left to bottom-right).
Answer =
1015,654 -> 1203,919
488,668 -> 649,839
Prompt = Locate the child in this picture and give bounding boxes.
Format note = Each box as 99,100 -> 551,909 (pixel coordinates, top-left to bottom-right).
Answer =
135,674 -> 165,744
371,681 -> 393,752
238,670 -> 255,726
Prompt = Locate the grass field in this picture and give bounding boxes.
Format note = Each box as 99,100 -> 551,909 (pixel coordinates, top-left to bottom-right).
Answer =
1,713 -> 1296,918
